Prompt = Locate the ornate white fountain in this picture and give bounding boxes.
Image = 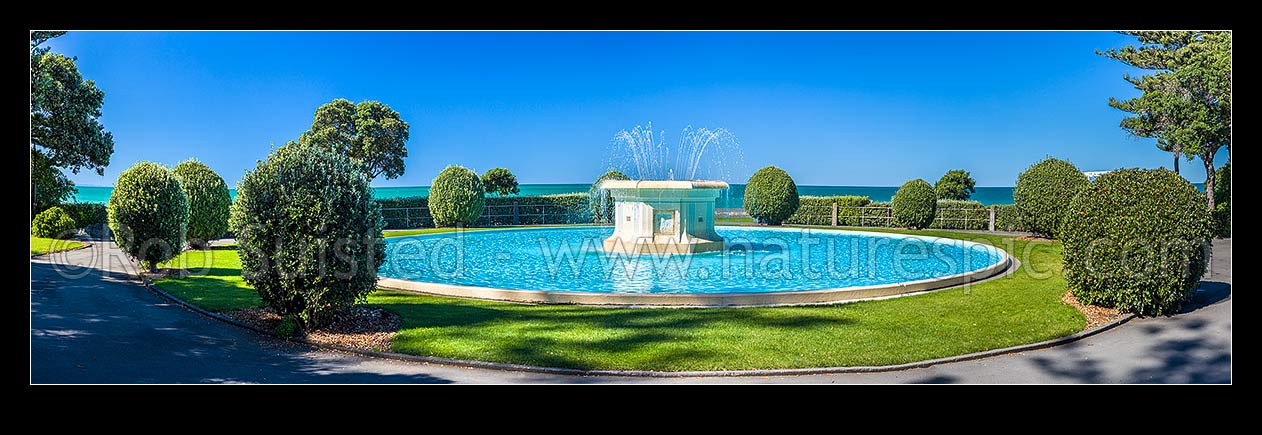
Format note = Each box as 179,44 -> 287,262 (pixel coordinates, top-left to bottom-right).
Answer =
596,122 -> 743,254
599,179 -> 729,254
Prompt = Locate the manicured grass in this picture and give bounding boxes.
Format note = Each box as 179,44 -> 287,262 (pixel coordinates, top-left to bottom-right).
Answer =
31,236 -> 86,255
717,217 -> 754,223
153,226 -> 1085,371
155,247 -> 261,312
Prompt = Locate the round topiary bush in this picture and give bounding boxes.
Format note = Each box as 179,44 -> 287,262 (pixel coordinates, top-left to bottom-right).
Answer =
1013,157 -> 1090,239
107,161 -> 189,270
230,143 -> 385,329
1212,162 -> 1230,237
1062,168 -> 1212,316
589,169 -> 630,224
32,206 -> 77,239
172,159 -> 231,249
891,179 -> 937,229
743,166 -> 800,225
429,165 -> 485,227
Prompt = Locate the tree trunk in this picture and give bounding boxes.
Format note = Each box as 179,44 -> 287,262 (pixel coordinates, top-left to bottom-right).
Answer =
1203,150 -> 1216,211
1173,154 -> 1180,174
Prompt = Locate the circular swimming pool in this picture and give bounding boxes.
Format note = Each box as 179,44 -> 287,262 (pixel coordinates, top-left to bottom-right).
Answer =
377,226 -> 1010,306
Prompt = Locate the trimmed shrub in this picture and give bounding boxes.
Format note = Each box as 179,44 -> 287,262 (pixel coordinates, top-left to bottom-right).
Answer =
230,143 -> 385,329
1212,162 -> 1230,237
934,169 -> 976,201
891,179 -> 936,229
108,162 -> 189,269
1013,157 -> 1089,239
481,167 -> 520,196
62,202 -> 109,239
1062,168 -> 1212,316
589,169 -> 630,224
172,159 -> 232,249
994,204 -> 1025,232
784,196 -> 871,226
1213,203 -> 1230,238
32,206 -> 77,239
930,200 -> 987,230
429,165 -> 486,227
744,166 -> 800,225
61,202 -> 107,228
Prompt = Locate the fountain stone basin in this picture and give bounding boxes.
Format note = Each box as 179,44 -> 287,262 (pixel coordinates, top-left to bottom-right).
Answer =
599,179 -> 729,254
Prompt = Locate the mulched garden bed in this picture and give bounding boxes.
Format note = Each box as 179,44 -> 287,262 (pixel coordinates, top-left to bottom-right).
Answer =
224,306 -> 401,352
1061,290 -> 1124,329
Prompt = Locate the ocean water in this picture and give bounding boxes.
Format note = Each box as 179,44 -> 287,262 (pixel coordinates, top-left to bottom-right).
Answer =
71,183 -> 1021,207
74,182 -> 1201,208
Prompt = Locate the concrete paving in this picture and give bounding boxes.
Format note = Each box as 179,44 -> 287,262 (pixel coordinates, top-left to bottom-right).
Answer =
30,239 -> 1231,384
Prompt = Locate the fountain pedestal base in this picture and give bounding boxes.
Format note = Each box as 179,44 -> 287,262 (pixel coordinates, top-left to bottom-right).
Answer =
599,180 -> 729,255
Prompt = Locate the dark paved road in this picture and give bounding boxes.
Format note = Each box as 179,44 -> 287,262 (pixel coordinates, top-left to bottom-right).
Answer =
30,239 -> 1231,384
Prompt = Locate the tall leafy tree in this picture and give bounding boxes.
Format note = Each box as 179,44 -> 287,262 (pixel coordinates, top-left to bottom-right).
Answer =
298,98 -> 410,180
933,169 -> 976,200
481,167 -> 520,196
30,31 -> 115,212
1101,31 -> 1231,210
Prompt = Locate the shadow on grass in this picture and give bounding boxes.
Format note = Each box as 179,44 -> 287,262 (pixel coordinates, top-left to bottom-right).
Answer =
371,296 -> 854,370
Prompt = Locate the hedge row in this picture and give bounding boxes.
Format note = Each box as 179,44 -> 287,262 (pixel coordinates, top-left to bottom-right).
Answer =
994,204 -> 1026,232
783,197 -> 1000,231
783,196 -> 871,225
377,193 -> 592,229
929,200 -> 988,231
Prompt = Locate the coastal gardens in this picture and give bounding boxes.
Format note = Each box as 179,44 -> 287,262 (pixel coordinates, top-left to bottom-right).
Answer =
145,152 -> 1217,369
155,226 -> 1083,370
31,30 -> 1230,370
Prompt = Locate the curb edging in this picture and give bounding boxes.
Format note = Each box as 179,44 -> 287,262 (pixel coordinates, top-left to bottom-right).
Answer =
139,273 -> 1134,378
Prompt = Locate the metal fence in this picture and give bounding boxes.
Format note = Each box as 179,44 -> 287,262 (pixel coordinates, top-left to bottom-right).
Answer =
770,204 -> 997,230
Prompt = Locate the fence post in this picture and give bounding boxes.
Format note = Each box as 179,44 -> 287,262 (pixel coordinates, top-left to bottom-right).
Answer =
989,205 -> 996,232
513,201 -> 520,226
831,202 -> 838,227
404,208 -> 410,228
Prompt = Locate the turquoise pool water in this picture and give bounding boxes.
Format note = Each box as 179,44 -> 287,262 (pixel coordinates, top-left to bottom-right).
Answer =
379,226 -> 1006,294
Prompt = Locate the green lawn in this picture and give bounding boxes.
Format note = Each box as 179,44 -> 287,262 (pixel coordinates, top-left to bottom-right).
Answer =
717,217 -> 754,223
31,236 -> 86,256
153,226 -> 1085,371
155,247 -> 261,312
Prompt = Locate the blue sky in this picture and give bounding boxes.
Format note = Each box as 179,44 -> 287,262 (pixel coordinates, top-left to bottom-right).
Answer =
44,31 -> 1227,188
